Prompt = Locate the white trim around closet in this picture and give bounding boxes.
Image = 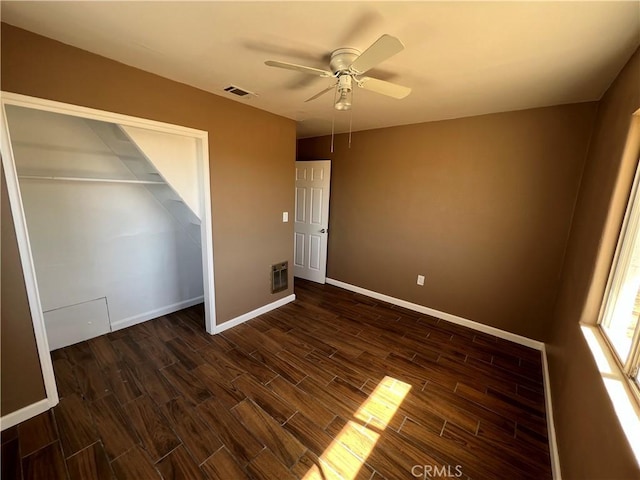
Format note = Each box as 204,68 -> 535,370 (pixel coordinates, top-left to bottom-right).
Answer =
0,91 -> 217,428
1,99 -> 59,422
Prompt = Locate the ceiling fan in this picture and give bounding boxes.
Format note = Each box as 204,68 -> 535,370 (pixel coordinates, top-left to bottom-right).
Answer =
265,34 -> 411,111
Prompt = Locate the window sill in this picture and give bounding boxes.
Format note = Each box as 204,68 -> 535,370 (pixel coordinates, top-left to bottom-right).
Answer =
580,324 -> 640,464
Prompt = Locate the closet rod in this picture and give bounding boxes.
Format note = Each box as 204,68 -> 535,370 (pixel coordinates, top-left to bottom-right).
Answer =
18,175 -> 165,185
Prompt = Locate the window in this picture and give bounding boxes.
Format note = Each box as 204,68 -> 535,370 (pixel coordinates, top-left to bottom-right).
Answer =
599,136 -> 640,396
587,114 -> 640,463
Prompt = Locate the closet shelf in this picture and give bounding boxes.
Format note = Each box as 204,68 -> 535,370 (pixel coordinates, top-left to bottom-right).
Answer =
18,175 -> 166,185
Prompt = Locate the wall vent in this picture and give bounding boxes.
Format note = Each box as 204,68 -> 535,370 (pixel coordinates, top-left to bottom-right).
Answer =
223,85 -> 255,98
271,261 -> 288,294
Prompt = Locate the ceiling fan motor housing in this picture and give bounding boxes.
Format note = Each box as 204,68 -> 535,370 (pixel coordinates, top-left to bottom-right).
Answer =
330,48 -> 361,74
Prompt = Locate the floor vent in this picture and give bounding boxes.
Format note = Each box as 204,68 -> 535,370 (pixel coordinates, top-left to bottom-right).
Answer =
271,261 -> 288,294
223,85 -> 255,97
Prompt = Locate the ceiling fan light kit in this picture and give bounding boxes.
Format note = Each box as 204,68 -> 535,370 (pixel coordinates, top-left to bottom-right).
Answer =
334,75 -> 353,111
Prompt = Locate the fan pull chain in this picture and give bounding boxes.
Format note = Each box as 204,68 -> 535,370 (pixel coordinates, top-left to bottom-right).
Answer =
330,85 -> 338,153
331,113 -> 335,153
348,88 -> 354,149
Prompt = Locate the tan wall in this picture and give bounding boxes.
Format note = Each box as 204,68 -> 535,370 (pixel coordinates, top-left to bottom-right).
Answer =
1,24 -> 296,327
1,165 -> 46,416
547,49 -> 640,478
298,103 -> 596,340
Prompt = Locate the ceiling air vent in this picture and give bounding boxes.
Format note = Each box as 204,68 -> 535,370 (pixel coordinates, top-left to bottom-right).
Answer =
223,85 -> 255,98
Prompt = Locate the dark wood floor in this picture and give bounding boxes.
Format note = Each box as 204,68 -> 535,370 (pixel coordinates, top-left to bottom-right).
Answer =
2,279 -> 551,480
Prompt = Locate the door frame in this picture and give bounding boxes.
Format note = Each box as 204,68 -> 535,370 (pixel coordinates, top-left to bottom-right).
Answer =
0,92 -> 216,428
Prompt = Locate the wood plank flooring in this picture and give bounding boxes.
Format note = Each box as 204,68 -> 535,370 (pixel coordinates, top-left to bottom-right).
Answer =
1,279 -> 552,479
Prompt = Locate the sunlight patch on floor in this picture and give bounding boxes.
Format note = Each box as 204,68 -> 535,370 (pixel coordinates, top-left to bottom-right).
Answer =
303,376 -> 412,480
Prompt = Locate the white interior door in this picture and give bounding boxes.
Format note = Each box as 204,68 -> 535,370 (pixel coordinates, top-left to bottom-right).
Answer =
294,160 -> 331,283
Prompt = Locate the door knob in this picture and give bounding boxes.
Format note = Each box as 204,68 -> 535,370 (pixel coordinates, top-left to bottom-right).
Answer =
320,228 -> 327,233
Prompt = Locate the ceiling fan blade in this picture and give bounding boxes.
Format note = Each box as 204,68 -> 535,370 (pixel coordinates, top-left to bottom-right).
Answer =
265,60 -> 333,77
358,77 -> 411,99
349,34 -> 404,75
305,84 -> 337,102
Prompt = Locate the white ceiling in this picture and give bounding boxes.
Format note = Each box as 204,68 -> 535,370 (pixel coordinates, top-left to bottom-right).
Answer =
2,1 -> 639,138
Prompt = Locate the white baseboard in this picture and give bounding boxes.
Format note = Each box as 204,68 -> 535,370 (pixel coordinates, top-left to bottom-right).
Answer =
0,398 -> 52,431
326,278 -> 544,350
214,294 -> 296,334
541,345 -> 562,479
110,296 -> 204,331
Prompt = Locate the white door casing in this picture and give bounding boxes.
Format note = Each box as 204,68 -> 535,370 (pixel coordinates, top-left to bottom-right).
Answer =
294,160 -> 331,283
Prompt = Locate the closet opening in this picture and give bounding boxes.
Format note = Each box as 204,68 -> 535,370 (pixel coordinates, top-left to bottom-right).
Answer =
1,93 -> 216,413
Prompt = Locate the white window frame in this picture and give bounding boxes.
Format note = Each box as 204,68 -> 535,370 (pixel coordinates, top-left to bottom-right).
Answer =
598,114 -> 640,404
580,112 -> 640,467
